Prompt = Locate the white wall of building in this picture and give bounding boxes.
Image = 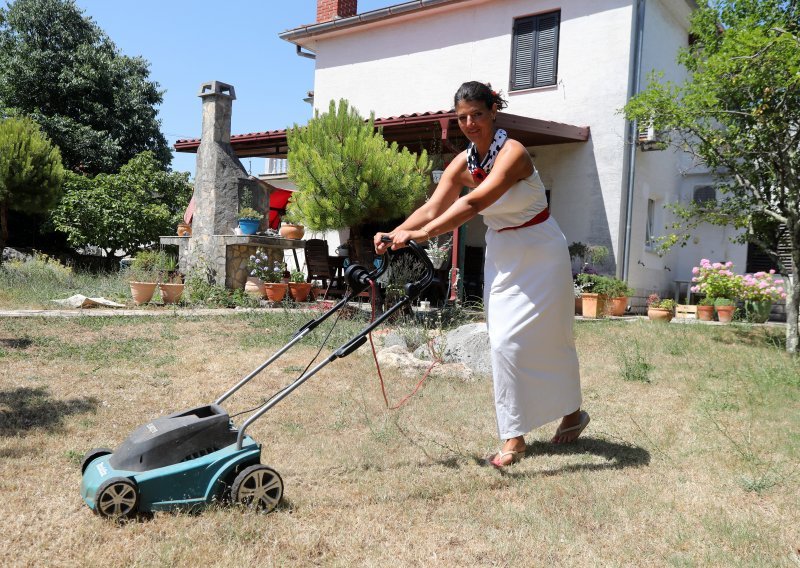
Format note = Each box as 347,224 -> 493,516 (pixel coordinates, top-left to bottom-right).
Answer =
296,0 -> 737,298
627,0 -> 747,298
308,0 -> 637,263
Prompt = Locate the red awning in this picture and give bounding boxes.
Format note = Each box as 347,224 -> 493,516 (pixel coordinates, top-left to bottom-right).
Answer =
268,188 -> 293,230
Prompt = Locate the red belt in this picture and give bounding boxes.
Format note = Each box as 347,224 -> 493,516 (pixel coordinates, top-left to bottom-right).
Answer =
498,207 -> 550,232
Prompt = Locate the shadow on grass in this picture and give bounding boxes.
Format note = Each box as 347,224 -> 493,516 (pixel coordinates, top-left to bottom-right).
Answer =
0,386 -> 98,436
722,324 -> 787,351
0,337 -> 33,349
481,437 -> 650,478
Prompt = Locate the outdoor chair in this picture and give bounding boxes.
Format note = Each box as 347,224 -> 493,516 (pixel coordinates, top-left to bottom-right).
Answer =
304,239 -> 345,297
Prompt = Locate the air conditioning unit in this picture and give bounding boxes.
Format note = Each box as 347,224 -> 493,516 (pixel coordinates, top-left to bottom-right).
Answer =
638,122 -> 656,143
637,120 -> 664,151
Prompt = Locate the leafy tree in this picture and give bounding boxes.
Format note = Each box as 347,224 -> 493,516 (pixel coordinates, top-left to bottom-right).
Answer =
0,0 -> 171,174
624,0 -> 800,353
51,152 -> 191,258
0,116 -> 63,264
287,99 -> 431,260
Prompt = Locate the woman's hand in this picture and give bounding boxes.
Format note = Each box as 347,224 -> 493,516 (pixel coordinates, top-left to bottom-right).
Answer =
374,229 -> 429,253
374,231 -> 394,254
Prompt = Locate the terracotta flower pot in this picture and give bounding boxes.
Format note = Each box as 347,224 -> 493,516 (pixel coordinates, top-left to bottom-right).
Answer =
288,282 -> 312,302
581,293 -> 606,318
696,305 -> 715,321
647,308 -> 673,322
244,276 -> 264,297
607,296 -> 628,317
263,283 -> 288,303
574,295 -> 583,315
715,304 -> 735,324
279,224 -> 305,240
158,283 -> 185,304
129,281 -> 157,305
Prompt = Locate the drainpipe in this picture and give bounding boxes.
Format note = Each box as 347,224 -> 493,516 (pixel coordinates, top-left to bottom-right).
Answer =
621,0 -> 646,281
296,45 -> 316,59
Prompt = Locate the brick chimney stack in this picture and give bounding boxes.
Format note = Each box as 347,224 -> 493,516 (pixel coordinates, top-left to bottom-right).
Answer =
317,0 -> 357,22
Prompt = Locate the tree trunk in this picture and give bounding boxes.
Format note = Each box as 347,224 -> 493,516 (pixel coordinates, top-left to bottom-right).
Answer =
787,271 -> 798,354
0,199 -> 8,267
787,227 -> 799,354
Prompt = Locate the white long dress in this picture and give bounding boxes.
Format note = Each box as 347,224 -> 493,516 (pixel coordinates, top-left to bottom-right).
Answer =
480,164 -> 582,439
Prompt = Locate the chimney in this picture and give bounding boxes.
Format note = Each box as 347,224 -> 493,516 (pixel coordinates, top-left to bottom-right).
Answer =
317,0 -> 357,23
198,81 -> 236,144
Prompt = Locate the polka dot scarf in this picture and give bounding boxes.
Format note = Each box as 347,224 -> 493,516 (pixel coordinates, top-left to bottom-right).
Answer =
466,129 -> 508,183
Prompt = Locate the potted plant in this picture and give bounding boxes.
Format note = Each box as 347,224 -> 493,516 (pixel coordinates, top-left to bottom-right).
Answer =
696,297 -> 715,321
578,273 -> 609,318
425,234 -> 452,269
128,250 -> 161,305
156,252 -> 185,304
248,250 -> 287,302
279,212 -> 305,240
238,207 -> 262,236
602,277 -> 633,317
713,298 -> 737,324
573,280 -> 585,315
690,259 -> 742,322
740,270 -> 786,323
288,269 -> 312,302
238,188 -> 262,235
647,293 -> 676,322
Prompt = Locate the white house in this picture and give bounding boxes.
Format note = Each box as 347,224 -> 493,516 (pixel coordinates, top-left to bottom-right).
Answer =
177,0 -> 762,305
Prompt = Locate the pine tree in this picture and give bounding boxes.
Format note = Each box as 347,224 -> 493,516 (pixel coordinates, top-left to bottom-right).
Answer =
287,99 -> 431,259
0,116 -> 64,263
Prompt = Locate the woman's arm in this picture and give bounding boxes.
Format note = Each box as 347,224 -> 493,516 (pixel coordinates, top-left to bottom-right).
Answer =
393,152 -> 471,230
374,152 -> 472,252
386,140 -> 533,248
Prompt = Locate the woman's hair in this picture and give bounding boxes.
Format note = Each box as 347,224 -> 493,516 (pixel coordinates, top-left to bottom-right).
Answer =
453,81 -> 508,111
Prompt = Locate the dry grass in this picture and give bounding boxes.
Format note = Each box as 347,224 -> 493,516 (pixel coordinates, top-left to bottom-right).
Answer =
0,314 -> 798,567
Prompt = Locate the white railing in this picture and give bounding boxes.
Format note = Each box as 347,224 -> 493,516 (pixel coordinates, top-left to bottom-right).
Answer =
264,158 -> 288,176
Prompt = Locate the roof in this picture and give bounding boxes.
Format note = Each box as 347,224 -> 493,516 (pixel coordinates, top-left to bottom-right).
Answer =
173,110 -> 589,158
281,0 -> 699,47
279,0 -> 473,46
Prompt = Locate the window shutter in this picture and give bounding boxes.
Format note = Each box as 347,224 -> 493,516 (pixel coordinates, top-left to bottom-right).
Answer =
512,18 -> 535,90
534,12 -> 559,87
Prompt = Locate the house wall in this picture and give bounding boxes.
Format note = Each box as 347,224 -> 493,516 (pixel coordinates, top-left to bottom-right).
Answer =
628,0 -> 747,299
300,0 -> 732,299
308,0 -> 636,270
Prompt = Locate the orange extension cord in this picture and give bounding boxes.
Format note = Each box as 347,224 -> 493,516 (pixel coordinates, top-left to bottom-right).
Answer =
367,279 -> 441,409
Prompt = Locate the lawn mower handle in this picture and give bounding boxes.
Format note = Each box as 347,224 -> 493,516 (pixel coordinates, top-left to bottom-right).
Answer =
233,239 -> 435,449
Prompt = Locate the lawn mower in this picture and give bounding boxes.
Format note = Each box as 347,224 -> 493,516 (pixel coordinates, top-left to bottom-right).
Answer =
80,239 -> 433,520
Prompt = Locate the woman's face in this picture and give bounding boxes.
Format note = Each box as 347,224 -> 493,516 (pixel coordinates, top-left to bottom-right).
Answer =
455,99 -> 497,145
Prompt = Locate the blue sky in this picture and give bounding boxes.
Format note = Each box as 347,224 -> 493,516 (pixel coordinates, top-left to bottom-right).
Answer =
74,0 -> 395,178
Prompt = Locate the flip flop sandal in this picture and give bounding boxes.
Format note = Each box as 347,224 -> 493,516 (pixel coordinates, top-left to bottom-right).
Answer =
489,448 -> 526,468
552,410 -> 590,444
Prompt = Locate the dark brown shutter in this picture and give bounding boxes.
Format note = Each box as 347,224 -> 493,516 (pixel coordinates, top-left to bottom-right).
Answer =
534,12 -> 559,87
511,11 -> 560,90
512,18 -> 535,90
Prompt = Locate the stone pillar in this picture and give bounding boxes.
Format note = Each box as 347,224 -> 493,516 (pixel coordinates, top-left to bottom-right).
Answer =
186,81 -> 264,285
192,81 -> 241,238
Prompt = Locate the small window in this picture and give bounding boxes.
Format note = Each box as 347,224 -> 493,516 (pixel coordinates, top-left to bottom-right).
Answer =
511,11 -> 560,90
645,198 -> 657,249
693,185 -> 716,207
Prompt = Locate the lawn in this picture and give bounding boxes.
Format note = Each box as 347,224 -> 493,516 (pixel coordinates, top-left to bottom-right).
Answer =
0,312 -> 798,566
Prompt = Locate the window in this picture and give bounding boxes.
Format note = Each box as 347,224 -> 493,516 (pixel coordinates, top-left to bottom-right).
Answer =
692,185 -> 716,208
511,11 -> 560,90
645,198 -> 656,250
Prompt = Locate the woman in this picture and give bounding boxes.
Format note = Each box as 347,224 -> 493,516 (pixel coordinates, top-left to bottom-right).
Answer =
374,81 -> 589,467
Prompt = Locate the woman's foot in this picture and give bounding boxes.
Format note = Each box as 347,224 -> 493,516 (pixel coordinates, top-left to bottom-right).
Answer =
551,410 -> 590,444
489,436 -> 526,468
